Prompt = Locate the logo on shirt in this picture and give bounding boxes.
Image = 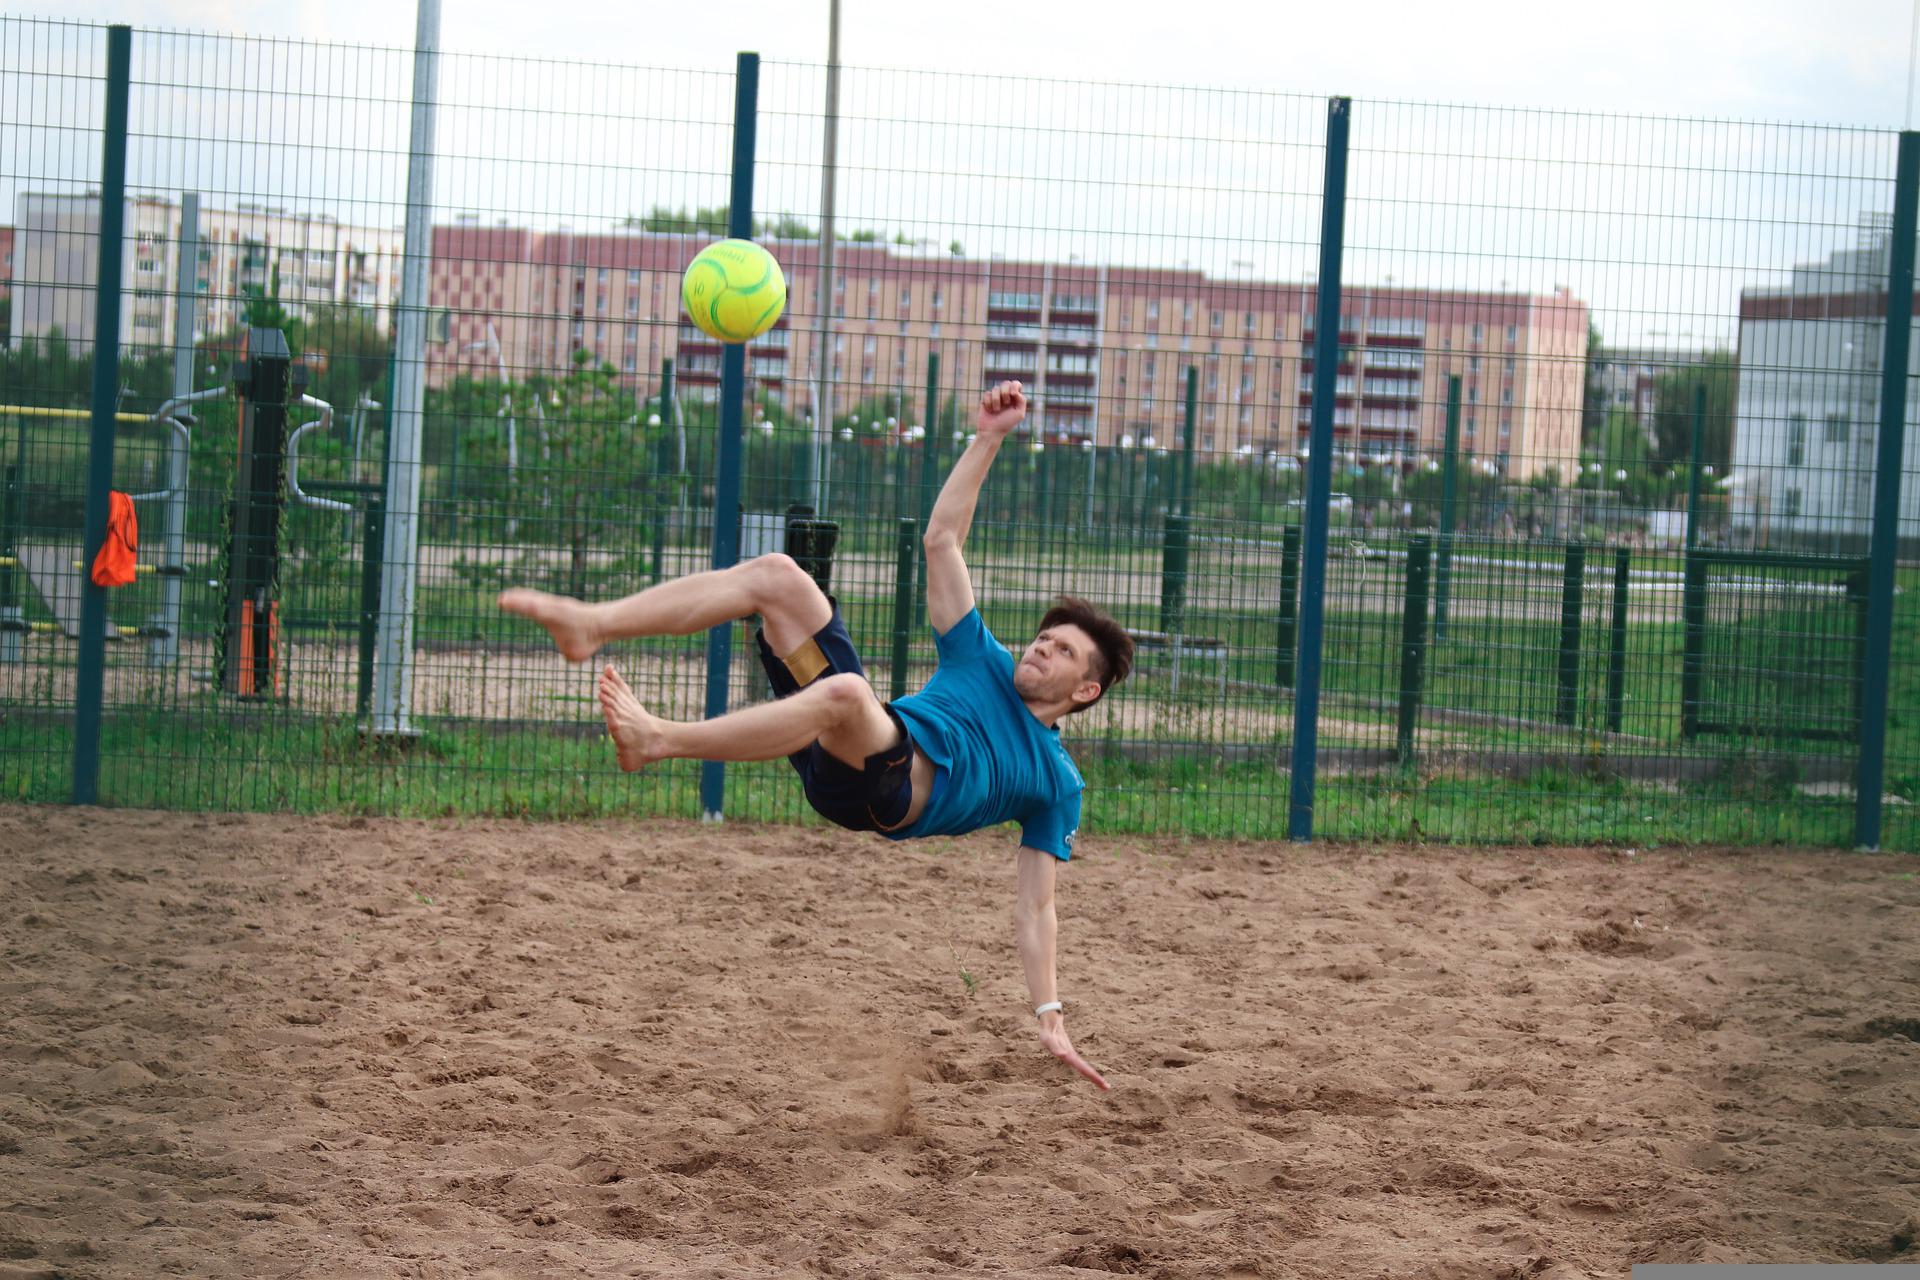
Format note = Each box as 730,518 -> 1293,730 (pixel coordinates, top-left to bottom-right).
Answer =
1063,827 -> 1076,854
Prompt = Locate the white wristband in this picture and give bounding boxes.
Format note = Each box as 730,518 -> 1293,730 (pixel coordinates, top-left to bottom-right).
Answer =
1034,1001 -> 1063,1018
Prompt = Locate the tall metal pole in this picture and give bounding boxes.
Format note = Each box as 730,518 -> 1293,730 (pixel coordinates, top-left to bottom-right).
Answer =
154,190 -> 198,668
809,3 -> 841,513
372,0 -> 441,737
1286,97 -> 1351,842
701,52 -> 761,821
1856,130 -> 1918,851
73,24 -> 132,804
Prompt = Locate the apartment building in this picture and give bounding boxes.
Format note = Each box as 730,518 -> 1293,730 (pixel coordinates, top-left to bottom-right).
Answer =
1731,221 -> 1920,546
428,228 -> 1587,477
10,192 -> 403,352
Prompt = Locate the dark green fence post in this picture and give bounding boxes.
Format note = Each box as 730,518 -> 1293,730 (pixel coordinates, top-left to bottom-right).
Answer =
1,460 -> 20,665
911,350 -> 941,627
1606,545 -> 1630,734
1433,374 -> 1462,641
699,51 -> 759,821
889,517 -> 915,701
1857,128 -> 1919,850
1287,96 -> 1352,842
73,24 -> 132,805
1397,535 -> 1433,766
1681,553 -> 1707,741
357,491 -> 386,719
650,356 -> 675,584
1556,542 -> 1586,727
1684,382 -> 1706,552
1159,368 -> 1198,635
1178,365 -> 1198,518
1276,523 -> 1302,688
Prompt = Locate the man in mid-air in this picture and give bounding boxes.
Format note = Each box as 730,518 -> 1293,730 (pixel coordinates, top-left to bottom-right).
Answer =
500,381 -> 1132,1090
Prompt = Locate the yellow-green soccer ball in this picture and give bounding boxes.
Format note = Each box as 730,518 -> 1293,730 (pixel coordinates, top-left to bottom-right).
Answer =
681,239 -> 786,344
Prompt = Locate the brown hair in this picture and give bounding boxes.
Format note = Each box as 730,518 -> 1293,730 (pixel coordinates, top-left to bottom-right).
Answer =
1038,595 -> 1134,713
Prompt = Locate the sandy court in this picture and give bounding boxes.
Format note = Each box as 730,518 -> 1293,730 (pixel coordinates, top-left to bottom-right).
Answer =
1,806 -> 1916,1279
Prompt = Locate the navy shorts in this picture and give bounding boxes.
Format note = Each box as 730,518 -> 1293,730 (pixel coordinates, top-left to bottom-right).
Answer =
754,606 -> 916,833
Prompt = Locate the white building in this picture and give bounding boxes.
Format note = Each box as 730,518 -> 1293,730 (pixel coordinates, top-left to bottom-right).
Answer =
11,192 -> 404,354
1731,218 -> 1920,550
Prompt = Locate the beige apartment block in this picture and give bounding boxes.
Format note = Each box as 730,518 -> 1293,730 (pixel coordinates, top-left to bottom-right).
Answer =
11,192 -> 403,355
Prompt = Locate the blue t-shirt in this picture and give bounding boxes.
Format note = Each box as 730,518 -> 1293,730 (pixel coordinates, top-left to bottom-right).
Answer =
887,609 -> 1084,860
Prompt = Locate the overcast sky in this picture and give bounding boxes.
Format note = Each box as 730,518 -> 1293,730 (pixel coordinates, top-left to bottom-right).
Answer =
68,0 -> 1920,129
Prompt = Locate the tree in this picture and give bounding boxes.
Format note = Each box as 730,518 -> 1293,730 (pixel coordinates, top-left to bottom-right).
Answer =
1652,349 -> 1736,474
1580,318 -> 1608,450
238,265 -> 305,355
454,350 -> 646,596
622,206 -> 902,244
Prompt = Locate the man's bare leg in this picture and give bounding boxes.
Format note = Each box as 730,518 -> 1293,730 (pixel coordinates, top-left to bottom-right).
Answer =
596,664 -> 899,774
499,553 -> 832,662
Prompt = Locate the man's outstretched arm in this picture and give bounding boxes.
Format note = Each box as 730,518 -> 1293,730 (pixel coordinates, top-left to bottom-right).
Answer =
923,380 -> 1027,634
1014,845 -> 1110,1090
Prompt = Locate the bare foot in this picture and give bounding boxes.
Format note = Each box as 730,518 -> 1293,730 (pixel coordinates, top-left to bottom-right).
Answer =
597,664 -> 665,773
498,588 -> 601,662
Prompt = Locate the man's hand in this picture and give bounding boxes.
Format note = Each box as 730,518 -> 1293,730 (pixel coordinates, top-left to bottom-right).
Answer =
1037,1010 -> 1110,1090
977,380 -> 1027,440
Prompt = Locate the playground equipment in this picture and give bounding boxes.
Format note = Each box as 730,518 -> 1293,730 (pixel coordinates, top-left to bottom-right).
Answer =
0,325 -> 350,696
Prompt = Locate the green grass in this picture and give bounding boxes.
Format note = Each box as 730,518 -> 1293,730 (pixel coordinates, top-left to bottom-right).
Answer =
0,709 -> 1900,850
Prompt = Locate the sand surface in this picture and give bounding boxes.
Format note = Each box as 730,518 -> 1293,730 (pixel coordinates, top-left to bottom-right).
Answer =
1,806 -> 1916,1278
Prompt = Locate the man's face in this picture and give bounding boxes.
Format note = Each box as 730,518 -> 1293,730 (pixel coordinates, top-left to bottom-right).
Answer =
1014,622 -> 1101,709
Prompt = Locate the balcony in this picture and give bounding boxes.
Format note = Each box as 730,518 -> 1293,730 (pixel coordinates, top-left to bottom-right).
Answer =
1046,354 -> 1098,375
1362,377 -> 1420,399
988,291 -> 1042,311
1297,407 -> 1357,429
677,323 -> 720,348
987,322 -> 1041,342
751,327 -> 791,350
1045,387 -> 1096,406
1366,317 -> 1425,340
750,357 -> 785,380
1049,293 -> 1097,313
1361,409 -> 1419,433
1365,348 -> 1424,371
1047,325 -> 1098,347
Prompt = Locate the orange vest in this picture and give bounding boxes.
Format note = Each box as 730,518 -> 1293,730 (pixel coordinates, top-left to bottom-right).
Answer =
90,490 -> 139,588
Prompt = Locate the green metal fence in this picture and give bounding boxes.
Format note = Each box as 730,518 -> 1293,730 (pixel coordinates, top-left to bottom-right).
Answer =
2,17 -> 1915,850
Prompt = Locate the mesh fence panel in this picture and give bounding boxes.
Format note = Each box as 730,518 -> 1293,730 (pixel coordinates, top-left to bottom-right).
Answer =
1,18 -> 1913,848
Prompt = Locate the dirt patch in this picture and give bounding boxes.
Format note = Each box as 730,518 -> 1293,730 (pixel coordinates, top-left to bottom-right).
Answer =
1,806 -> 1916,1277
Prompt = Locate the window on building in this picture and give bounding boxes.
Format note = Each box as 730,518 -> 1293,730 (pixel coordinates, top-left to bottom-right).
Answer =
1469,323 -> 1483,343
1468,387 -> 1479,404
1504,356 -> 1516,373
1788,413 -> 1807,467
863,335 -> 877,356
1182,301 -> 1194,324
627,269 -> 640,286
1147,300 -> 1159,321
899,285 -> 911,310
1210,310 -> 1223,330
1243,311 -> 1255,332
932,286 -> 944,309
1824,412 -> 1850,444
1469,356 -> 1481,373
1505,324 -> 1517,344
597,268 -> 608,283
1783,487 -> 1803,517
1501,388 -> 1512,405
